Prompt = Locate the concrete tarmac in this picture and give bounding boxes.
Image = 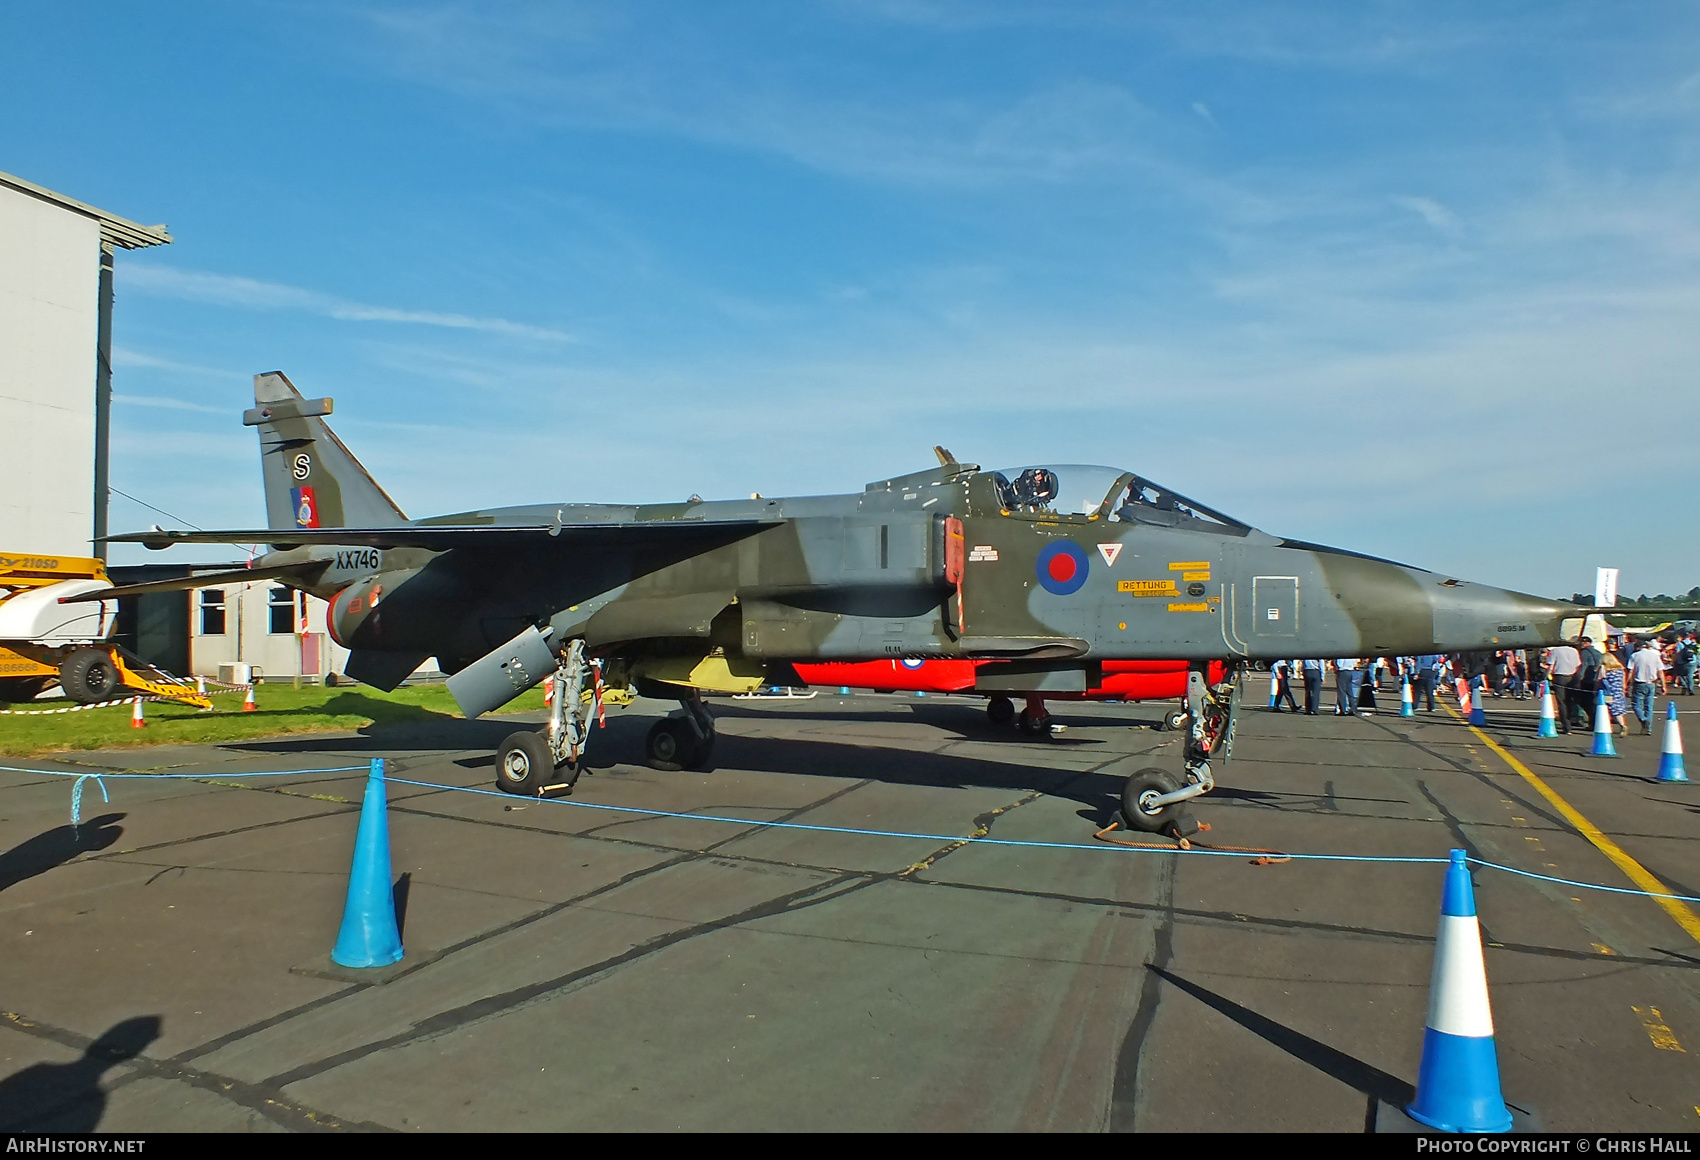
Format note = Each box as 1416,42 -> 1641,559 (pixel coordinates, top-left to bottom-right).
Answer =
1,685 -> 1697,1132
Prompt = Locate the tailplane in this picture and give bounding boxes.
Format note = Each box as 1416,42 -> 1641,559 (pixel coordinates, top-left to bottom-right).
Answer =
245,372 -> 406,531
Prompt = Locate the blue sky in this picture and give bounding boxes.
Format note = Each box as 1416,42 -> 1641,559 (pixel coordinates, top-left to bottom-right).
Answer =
4,2 -> 1697,596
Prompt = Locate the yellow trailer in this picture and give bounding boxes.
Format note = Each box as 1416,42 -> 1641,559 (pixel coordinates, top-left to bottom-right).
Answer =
0,551 -> 211,708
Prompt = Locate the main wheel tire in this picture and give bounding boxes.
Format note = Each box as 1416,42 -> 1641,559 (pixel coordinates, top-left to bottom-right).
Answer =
685,733 -> 715,771
986,696 -> 1015,727
496,731 -> 556,795
1120,768 -> 1182,833
1017,708 -> 1054,737
646,718 -> 695,771
59,648 -> 120,704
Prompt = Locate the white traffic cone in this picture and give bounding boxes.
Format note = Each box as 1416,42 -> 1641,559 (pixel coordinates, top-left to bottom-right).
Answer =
1658,702 -> 1687,783
1268,668 -> 1279,709
1536,681 -> 1558,738
242,683 -> 256,713
1407,849 -> 1512,1133
195,674 -> 207,695
1401,677 -> 1414,717
1589,687 -> 1617,757
130,697 -> 146,729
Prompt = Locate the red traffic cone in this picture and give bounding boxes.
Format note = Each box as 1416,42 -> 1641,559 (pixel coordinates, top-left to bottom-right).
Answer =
242,684 -> 257,712
130,697 -> 146,728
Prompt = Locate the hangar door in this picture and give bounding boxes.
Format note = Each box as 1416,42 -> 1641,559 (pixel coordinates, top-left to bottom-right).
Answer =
1251,576 -> 1298,638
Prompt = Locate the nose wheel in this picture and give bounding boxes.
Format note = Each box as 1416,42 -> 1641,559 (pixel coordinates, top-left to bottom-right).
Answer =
1120,768 -> 1183,832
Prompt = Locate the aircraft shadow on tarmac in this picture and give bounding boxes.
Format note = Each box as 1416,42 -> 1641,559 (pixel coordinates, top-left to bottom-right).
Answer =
221,703 -> 1173,818
0,1015 -> 159,1132
0,813 -> 125,896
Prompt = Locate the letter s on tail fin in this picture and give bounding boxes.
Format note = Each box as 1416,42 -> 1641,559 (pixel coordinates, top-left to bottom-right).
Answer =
245,371 -> 406,531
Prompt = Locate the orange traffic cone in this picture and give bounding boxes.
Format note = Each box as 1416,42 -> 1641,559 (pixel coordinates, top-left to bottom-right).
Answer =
130,697 -> 146,728
242,683 -> 256,712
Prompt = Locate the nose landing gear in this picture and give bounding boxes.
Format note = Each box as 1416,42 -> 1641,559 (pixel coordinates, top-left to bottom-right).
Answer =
1119,664 -> 1238,832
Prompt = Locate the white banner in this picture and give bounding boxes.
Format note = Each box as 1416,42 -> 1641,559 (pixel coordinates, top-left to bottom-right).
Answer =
1595,567 -> 1619,608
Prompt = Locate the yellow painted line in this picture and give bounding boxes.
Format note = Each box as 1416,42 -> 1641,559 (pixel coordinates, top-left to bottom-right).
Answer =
1592,943 -> 1617,956
1632,1006 -> 1685,1052
1438,703 -> 1700,948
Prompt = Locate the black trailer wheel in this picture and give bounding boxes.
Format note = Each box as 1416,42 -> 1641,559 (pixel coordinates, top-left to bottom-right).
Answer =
1121,768 -> 1182,833
1158,708 -> 1187,732
646,718 -> 694,771
986,696 -> 1015,726
59,648 -> 120,704
496,731 -> 555,795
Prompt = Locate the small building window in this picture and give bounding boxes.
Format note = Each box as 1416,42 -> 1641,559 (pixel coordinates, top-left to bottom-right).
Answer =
200,589 -> 226,636
269,586 -> 295,635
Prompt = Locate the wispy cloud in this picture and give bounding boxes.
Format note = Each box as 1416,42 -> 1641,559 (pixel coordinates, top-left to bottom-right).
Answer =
111,347 -> 238,378
122,265 -> 574,341
1393,195 -> 1459,236
111,393 -> 227,414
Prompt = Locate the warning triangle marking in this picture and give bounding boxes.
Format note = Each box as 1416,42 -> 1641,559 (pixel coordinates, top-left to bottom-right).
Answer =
1097,543 -> 1123,567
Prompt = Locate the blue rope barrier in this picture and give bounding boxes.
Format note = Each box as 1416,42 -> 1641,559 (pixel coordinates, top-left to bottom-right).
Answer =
386,775 -> 1700,904
69,774 -> 108,827
12,760 -> 1700,907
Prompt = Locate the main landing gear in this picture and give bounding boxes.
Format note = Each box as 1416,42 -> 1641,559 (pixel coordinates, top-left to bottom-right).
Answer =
496,638 -> 598,797
985,694 -> 1056,737
645,692 -> 715,771
1119,663 -> 1239,833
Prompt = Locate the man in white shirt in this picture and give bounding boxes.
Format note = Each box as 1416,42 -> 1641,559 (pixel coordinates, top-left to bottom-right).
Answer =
1334,657 -> 1362,716
1629,639 -> 1668,734
1547,645 -> 1582,732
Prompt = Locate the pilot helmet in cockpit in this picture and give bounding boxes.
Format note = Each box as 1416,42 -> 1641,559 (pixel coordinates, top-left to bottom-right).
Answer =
1010,467 -> 1060,510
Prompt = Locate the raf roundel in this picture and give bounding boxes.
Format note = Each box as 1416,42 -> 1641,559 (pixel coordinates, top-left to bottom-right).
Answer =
1035,540 -> 1090,596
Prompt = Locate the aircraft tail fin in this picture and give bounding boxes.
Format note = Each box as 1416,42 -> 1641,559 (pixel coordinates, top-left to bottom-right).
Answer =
245,371 -> 407,531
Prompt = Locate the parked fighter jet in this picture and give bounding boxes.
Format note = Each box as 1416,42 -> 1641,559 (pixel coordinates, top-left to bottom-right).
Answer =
98,372 -> 1598,831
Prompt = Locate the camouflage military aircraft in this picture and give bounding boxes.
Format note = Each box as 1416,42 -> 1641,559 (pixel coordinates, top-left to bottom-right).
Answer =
98,372 -> 1604,832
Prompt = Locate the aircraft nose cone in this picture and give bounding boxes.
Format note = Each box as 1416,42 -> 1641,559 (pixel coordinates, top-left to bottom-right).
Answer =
1429,579 -> 1572,652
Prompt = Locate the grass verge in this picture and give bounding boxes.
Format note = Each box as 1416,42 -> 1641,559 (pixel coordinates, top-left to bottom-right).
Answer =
0,682 -> 547,757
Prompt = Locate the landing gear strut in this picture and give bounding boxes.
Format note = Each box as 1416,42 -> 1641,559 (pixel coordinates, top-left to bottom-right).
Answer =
646,691 -> 715,771
496,638 -> 599,796
1119,662 -> 1239,832
1016,694 -> 1055,738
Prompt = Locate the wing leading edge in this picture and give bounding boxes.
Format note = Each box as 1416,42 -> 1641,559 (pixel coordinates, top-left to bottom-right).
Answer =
102,518 -> 783,552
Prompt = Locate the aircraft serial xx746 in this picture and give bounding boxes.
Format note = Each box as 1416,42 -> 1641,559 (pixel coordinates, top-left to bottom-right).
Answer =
96,372 -> 1605,832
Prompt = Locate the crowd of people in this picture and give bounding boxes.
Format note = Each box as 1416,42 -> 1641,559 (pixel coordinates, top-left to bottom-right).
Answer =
1266,629 -> 1698,736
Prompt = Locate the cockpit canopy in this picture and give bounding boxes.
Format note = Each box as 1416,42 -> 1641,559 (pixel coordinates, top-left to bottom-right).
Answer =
987,463 -> 1250,535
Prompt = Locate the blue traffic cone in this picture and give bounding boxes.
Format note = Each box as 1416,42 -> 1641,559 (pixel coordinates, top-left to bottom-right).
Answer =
1589,688 -> 1618,758
1407,849 -> 1513,1133
1657,702 -> 1688,784
1401,677 -> 1415,717
331,758 -> 404,969
1468,679 -> 1486,726
1536,681 -> 1558,738
840,686 -> 850,695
